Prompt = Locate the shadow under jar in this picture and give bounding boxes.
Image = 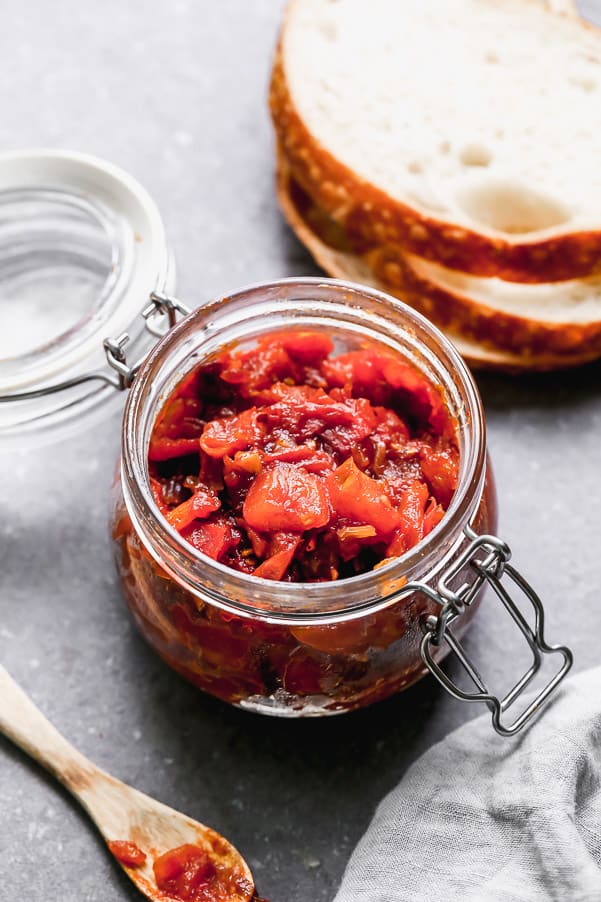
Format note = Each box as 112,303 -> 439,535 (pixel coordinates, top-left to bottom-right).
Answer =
111,279 -> 500,717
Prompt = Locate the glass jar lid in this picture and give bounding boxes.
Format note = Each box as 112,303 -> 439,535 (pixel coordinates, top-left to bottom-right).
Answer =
0,149 -> 175,440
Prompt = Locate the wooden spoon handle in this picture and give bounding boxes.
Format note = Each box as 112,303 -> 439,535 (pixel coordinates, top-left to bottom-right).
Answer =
0,664 -> 96,790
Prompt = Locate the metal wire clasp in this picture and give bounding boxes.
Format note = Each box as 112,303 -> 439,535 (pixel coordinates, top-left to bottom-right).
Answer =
103,291 -> 190,389
0,291 -> 190,402
417,531 -> 573,737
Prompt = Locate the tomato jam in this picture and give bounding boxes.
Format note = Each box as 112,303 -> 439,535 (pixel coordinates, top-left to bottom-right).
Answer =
147,332 -> 458,580
113,307 -> 497,715
153,844 -> 254,902
108,840 -> 147,868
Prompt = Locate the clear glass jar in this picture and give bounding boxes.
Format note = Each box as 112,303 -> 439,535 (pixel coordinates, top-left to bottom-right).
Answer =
0,146 -> 569,732
111,278 -> 498,716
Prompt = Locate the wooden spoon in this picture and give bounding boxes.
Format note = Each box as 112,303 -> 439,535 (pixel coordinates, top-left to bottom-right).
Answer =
0,665 -> 257,902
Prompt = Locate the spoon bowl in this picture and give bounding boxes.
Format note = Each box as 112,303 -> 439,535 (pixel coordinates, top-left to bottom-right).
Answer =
0,665 -> 257,902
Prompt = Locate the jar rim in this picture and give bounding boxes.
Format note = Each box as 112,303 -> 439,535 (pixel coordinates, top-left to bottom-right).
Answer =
121,277 -> 486,622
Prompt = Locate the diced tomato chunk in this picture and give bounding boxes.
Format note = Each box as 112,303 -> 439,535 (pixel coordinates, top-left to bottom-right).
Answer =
170,605 -> 250,663
420,448 -> 459,507
254,536 -> 300,580
243,464 -> 331,533
200,408 -> 264,458
246,526 -> 268,558
423,498 -> 446,536
292,620 -> 371,655
386,480 -> 429,553
373,406 -> 410,444
153,844 -> 216,900
220,343 -> 301,392
180,515 -> 240,561
108,841 -> 146,868
321,349 -> 380,389
279,330 -> 334,364
283,650 -> 327,695
166,487 -> 221,531
149,436 -> 201,462
257,388 -> 375,445
150,477 -> 170,515
292,606 -> 409,655
326,458 -> 400,535
149,395 -> 204,461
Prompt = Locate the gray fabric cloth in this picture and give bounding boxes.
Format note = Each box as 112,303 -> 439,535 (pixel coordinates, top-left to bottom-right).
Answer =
334,667 -> 601,902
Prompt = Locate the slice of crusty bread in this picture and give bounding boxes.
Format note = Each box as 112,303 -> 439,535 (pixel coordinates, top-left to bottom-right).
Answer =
271,0 -> 601,283
277,156 -> 601,371
366,244 -> 601,355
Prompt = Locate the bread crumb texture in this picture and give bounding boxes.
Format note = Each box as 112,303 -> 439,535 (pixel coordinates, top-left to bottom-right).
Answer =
282,0 -> 601,239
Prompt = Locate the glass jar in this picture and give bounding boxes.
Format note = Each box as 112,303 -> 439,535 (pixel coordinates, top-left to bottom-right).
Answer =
0,150 -> 571,735
112,278 -> 502,718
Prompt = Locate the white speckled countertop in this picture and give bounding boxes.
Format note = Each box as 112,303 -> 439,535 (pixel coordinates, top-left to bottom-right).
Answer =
1,2 -> 601,900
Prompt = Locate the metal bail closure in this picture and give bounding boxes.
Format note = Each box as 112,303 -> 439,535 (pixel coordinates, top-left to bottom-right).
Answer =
0,291 -> 190,400
418,530 -> 573,737
103,291 -> 190,390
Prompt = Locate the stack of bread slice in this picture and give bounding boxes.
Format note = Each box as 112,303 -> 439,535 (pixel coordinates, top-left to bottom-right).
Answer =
270,0 -> 601,370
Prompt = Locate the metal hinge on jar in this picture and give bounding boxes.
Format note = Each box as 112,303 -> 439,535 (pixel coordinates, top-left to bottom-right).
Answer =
103,292 -> 191,389
415,529 -> 573,737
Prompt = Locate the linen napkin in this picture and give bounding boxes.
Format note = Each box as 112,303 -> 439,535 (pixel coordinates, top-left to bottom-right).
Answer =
333,666 -> 601,902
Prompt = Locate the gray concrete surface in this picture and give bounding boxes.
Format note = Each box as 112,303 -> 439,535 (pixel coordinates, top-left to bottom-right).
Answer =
1,1 -> 600,900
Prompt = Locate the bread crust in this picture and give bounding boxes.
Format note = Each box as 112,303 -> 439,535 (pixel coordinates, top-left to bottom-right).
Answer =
270,11 -> 601,284
366,244 -> 601,356
276,155 -> 601,372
